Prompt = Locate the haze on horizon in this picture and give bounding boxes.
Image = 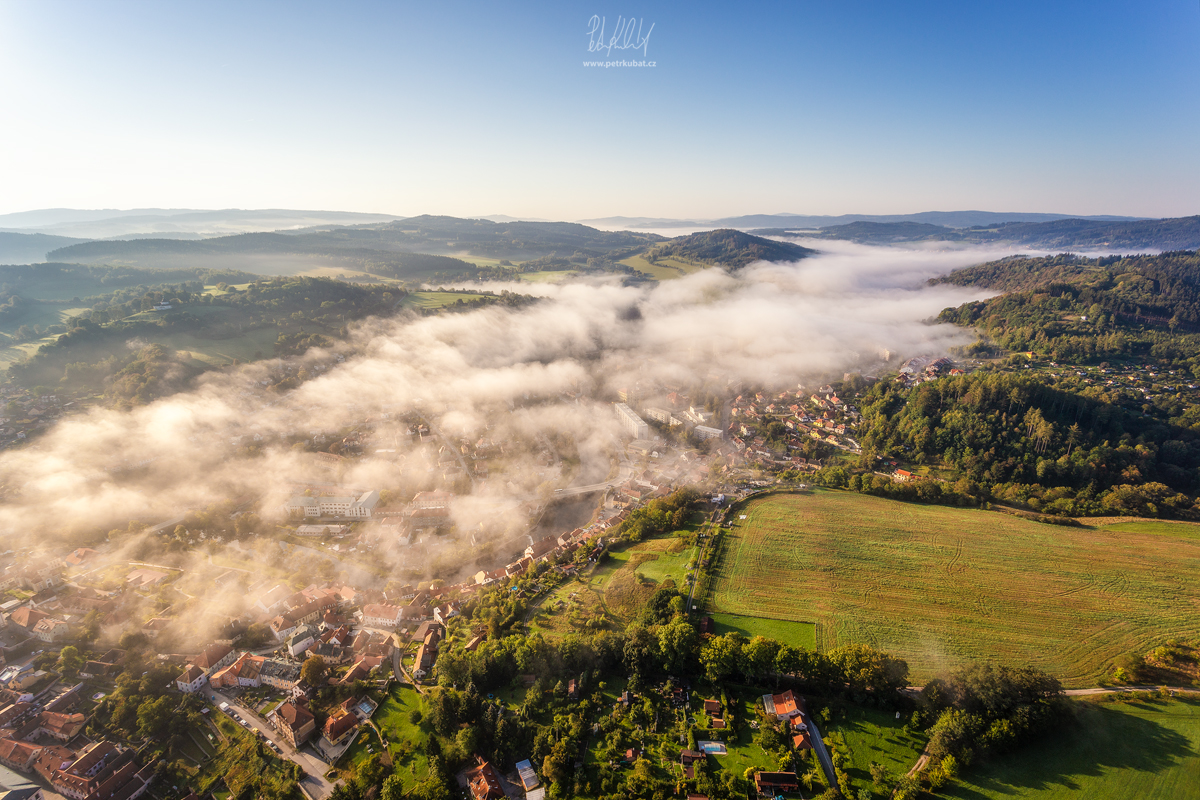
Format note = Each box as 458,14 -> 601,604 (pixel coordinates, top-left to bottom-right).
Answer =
1,1 -> 1197,221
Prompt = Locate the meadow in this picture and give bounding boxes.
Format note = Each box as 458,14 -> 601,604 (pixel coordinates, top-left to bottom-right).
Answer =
618,253 -> 709,280
705,490 -> 1200,685
944,697 -> 1200,799
531,534 -> 697,635
708,613 -> 817,650
401,290 -> 492,309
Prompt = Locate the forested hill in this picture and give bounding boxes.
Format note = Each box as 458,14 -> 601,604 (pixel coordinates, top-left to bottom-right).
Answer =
46,216 -> 664,272
650,229 -> 814,268
46,232 -> 487,281
0,231 -> 89,265
755,215 -> 1200,250
935,251 -> 1200,365
856,371 -> 1200,518
807,220 -> 957,243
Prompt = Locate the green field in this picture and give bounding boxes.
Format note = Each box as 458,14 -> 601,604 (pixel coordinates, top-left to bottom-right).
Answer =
618,253 -> 710,280
517,270 -> 578,283
401,291 -> 491,309
532,535 -> 696,635
945,698 -> 1200,799
709,612 -> 817,650
706,490 -> 1200,685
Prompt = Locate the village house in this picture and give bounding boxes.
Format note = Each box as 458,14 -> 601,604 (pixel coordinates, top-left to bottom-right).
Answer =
754,772 -> 799,795
193,643 -> 236,675
761,689 -> 804,721
270,700 -> 316,748
361,603 -> 403,629
462,758 -> 505,800
175,665 -> 206,694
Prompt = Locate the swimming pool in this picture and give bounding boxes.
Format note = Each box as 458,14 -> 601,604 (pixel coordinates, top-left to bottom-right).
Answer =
697,741 -> 727,755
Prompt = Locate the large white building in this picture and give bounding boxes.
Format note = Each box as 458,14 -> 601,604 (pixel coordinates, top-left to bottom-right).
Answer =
283,490 -> 380,519
694,425 -> 724,441
614,403 -> 649,439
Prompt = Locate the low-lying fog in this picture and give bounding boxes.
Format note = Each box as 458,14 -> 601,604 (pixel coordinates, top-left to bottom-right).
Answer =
0,242 -> 1003,547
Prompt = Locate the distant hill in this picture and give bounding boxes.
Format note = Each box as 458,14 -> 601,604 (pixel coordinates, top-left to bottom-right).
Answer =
0,232 -> 91,265
0,208 -> 402,239
803,221 -> 959,244
755,215 -> 1200,251
974,216 -> 1200,250
582,210 -> 1145,231
45,215 -> 665,275
651,229 -> 814,268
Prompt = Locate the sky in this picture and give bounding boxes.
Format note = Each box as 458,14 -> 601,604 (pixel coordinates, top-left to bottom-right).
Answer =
0,0 -> 1197,220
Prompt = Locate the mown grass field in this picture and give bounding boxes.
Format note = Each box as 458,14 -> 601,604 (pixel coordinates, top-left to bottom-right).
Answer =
516,270 -> 578,283
709,612 -> 817,650
706,490 -> 1200,685
618,253 -> 709,280
944,697 -> 1200,799
401,291 -> 491,309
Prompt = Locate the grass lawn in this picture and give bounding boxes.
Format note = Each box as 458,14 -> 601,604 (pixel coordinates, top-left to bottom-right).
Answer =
401,291 -> 491,309
709,613 -> 817,650
944,697 -> 1200,799
707,490 -> 1200,686
706,687 -> 780,776
822,701 -> 927,785
369,685 -> 432,790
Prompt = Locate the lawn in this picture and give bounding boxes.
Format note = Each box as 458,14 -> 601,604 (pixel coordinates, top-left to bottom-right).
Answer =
943,697 -> 1200,799
709,613 -> 817,650
706,490 -> 1200,686
821,701 -> 927,786
366,685 -> 433,790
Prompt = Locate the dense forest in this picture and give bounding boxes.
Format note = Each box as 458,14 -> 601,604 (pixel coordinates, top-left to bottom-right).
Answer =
935,252 -> 1200,366
7,276 -> 407,400
646,229 -> 813,268
848,372 -> 1200,518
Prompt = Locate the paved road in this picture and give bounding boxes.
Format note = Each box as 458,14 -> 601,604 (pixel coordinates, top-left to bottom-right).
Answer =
210,688 -> 336,799
805,717 -> 839,793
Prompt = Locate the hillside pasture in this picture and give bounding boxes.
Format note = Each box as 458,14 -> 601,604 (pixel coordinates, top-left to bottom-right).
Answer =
618,253 -> 709,280
706,490 -> 1200,685
401,291 -> 491,309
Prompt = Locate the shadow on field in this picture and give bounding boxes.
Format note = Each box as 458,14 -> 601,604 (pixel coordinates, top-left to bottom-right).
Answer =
943,697 -> 1197,799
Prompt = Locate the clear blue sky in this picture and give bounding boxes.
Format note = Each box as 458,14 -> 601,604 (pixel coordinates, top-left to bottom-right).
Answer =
0,0 -> 1196,219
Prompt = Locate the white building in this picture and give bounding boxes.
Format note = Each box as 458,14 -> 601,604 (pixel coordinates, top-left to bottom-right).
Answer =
283,490 -> 380,519
362,604 -> 404,628
614,403 -> 648,439
694,425 -> 724,441
176,664 -> 207,693
644,407 -> 672,425
287,625 -> 319,657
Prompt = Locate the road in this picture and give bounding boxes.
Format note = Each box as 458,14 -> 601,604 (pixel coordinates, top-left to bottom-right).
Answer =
1063,685 -> 1200,696
805,717 -> 840,793
210,688 -> 337,799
